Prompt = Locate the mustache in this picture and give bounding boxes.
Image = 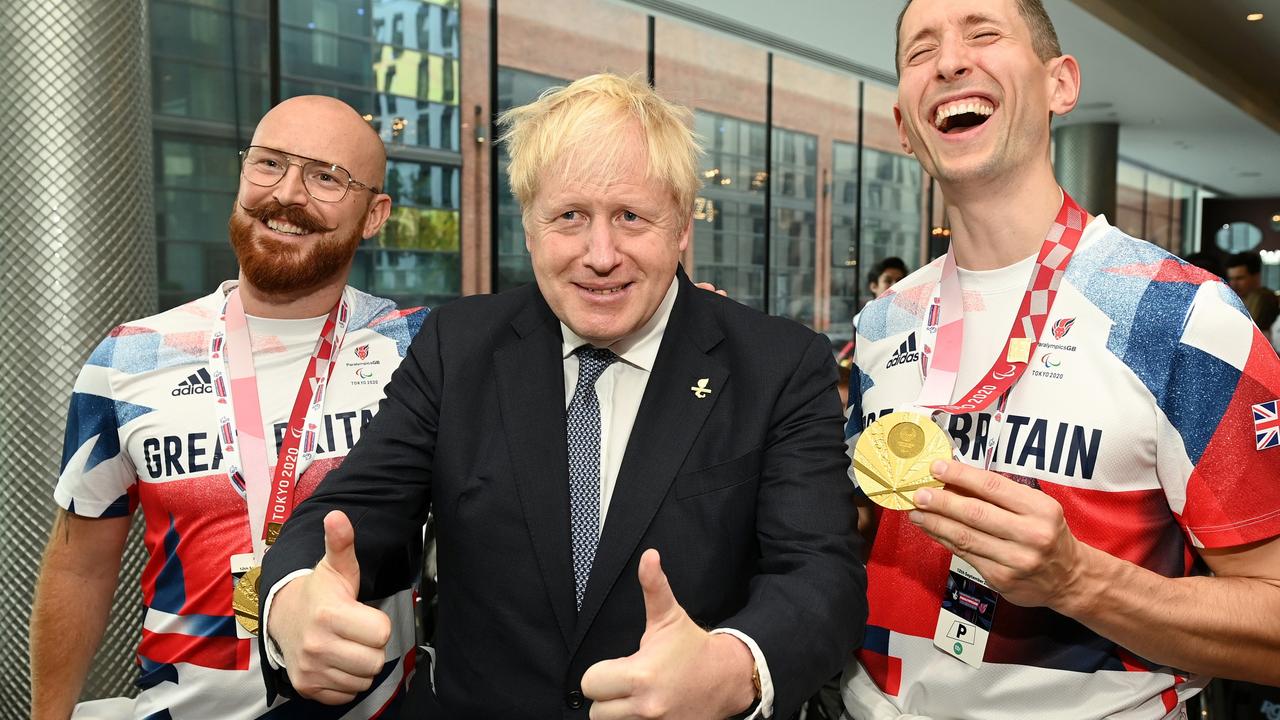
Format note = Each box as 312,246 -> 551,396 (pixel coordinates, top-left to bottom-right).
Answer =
237,199 -> 337,234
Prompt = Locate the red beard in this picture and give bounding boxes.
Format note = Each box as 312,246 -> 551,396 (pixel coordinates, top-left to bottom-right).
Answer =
228,199 -> 364,297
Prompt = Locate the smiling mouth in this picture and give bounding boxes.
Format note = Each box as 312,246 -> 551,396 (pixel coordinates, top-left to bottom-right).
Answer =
934,98 -> 996,134
577,283 -> 633,296
263,217 -> 311,236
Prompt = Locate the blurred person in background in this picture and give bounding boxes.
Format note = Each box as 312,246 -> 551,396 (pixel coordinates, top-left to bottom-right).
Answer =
849,257 -> 911,346
1183,251 -> 1224,281
868,256 -> 910,300
1226,250 -> 1279,332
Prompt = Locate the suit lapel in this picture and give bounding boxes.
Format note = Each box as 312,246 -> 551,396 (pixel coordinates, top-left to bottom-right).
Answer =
493,290 -> 577,648
573,273 -> 727,648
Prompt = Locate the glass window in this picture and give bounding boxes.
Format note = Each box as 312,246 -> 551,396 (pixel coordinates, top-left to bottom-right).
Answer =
494,68 -> 567,292
859,82 -> 924,314
281,26 -> 374,87
1145,172 -> 1175,251
361,159 -> 461,308
151,1 -> 269,127
771,55 -> 859,333
1115,161 -> 1145,238
153,134 -> 241,309
493,0 -> 648,292
1170,180 -> 1196,256
657,19 -> 768,310
771,127 -> 818,325
832,140 -> 860,329
861,148 -> 922,292
689,111 -> 768,311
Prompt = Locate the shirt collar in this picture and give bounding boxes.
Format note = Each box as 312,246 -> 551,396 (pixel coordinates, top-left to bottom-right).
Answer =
560,275 -> 679,373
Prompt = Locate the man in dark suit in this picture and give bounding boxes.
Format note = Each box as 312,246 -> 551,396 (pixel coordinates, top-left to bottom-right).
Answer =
260,72 -> 866,719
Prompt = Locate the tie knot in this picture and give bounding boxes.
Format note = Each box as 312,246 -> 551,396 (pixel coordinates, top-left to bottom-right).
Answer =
575,346 -> 617,385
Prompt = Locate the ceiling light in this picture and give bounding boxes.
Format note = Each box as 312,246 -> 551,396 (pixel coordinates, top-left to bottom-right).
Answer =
1246,12 -> 1264,21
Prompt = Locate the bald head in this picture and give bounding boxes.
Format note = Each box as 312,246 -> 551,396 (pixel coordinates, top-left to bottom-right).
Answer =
251,95 -> 386,190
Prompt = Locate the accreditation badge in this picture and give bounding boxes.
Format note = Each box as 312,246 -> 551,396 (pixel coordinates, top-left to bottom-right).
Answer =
853,410 -> 951,510
932,555 -> 998,668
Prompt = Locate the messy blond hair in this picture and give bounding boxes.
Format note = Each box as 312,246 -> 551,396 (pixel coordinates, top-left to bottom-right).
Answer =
496,73 -> 703,226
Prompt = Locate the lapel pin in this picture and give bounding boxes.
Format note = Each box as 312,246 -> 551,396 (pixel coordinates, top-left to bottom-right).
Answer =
690,378 -> 712,399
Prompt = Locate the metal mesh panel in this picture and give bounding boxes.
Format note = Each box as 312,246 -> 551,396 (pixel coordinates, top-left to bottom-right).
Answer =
1054,122 -> 1119,220
0,0 -> 154,713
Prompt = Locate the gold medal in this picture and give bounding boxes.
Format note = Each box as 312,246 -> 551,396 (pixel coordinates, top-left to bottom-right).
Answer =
232,565 -> 262,636
853,411 -> 951,510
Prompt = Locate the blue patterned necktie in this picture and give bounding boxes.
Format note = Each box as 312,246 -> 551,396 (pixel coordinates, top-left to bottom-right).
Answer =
567,346 -> 617,611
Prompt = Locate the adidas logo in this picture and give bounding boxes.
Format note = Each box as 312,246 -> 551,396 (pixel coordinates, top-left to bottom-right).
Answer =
172,368 -> 213,396
885,333 -> 920,369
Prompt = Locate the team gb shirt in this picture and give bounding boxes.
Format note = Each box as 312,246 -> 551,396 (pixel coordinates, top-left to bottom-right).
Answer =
845,218 -> 1280,720
55,281 -> 427,720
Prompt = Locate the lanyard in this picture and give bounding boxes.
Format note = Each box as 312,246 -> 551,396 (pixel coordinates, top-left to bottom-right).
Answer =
208,286 -> 351,561
913,191 -> 1087,469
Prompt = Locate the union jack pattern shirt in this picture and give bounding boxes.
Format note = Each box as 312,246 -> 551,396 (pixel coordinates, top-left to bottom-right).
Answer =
844,218 -> 1280,719
55,282 -> 427,720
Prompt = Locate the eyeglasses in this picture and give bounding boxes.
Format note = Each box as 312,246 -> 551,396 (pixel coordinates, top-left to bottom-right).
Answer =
238,145 -> 381,203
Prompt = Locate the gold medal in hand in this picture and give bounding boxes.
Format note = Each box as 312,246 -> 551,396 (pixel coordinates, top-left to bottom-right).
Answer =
853,411 -> 951,510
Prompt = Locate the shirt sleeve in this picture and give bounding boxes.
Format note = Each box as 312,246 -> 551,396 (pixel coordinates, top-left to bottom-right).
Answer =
261,569 -> 315,668
53,336 -> 140,519
710,628 -> 773,718
1156,281 -> 1280,548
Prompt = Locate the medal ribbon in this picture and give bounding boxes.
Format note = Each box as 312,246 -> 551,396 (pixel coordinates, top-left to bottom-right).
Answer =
914,191 -> 1087,468
209,286 -> 351,561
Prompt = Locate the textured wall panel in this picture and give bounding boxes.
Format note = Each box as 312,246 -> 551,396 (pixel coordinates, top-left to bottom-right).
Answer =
0,0 -> 154,714
1054,122 -> 1120,220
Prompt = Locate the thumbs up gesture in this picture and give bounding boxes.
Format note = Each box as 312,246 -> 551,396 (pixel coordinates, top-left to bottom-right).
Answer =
265,510 -> 392,705
581,549 -> 758,719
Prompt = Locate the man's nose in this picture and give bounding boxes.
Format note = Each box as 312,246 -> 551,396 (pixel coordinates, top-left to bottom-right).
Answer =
934,36 -> 972,82
272,164 -> 311,206
583,220 -> 621,273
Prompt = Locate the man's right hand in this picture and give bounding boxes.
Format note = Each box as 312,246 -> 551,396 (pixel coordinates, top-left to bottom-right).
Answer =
266,510 -> 391,705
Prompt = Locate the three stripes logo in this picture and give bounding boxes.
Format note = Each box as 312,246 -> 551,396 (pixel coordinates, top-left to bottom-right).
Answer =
172,368 -> 214,396
885,333 -> 920,369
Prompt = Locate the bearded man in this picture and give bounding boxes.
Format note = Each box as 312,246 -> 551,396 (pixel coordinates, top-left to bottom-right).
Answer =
30,96 -> 425,720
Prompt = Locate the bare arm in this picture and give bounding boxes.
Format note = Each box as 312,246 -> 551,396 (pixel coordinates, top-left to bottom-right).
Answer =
915,460 -> 1280,685
1058,535 -> 1280,683
30,509 -> 131,720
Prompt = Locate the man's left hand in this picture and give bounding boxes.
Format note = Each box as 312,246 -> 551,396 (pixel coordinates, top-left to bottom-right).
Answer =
581,549 -> 757,719
909,460 -> 1092,610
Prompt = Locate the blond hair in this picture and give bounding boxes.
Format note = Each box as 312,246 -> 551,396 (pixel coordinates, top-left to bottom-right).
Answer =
497,73 -> 703,226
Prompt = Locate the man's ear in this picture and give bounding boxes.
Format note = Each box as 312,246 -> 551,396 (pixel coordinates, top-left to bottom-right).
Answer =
362,194 -> 393,238
893,104 -> 914,156
1046,54 -> 1082,117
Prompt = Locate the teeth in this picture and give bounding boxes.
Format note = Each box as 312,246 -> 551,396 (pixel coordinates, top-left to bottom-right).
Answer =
934,98 -> 995,128
266,219 -> 307,235
586,287 -> 624,294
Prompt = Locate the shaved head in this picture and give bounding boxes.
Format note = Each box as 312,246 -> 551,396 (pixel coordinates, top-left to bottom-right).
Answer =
230,95 -> 392,301
251,95 -> 386,189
